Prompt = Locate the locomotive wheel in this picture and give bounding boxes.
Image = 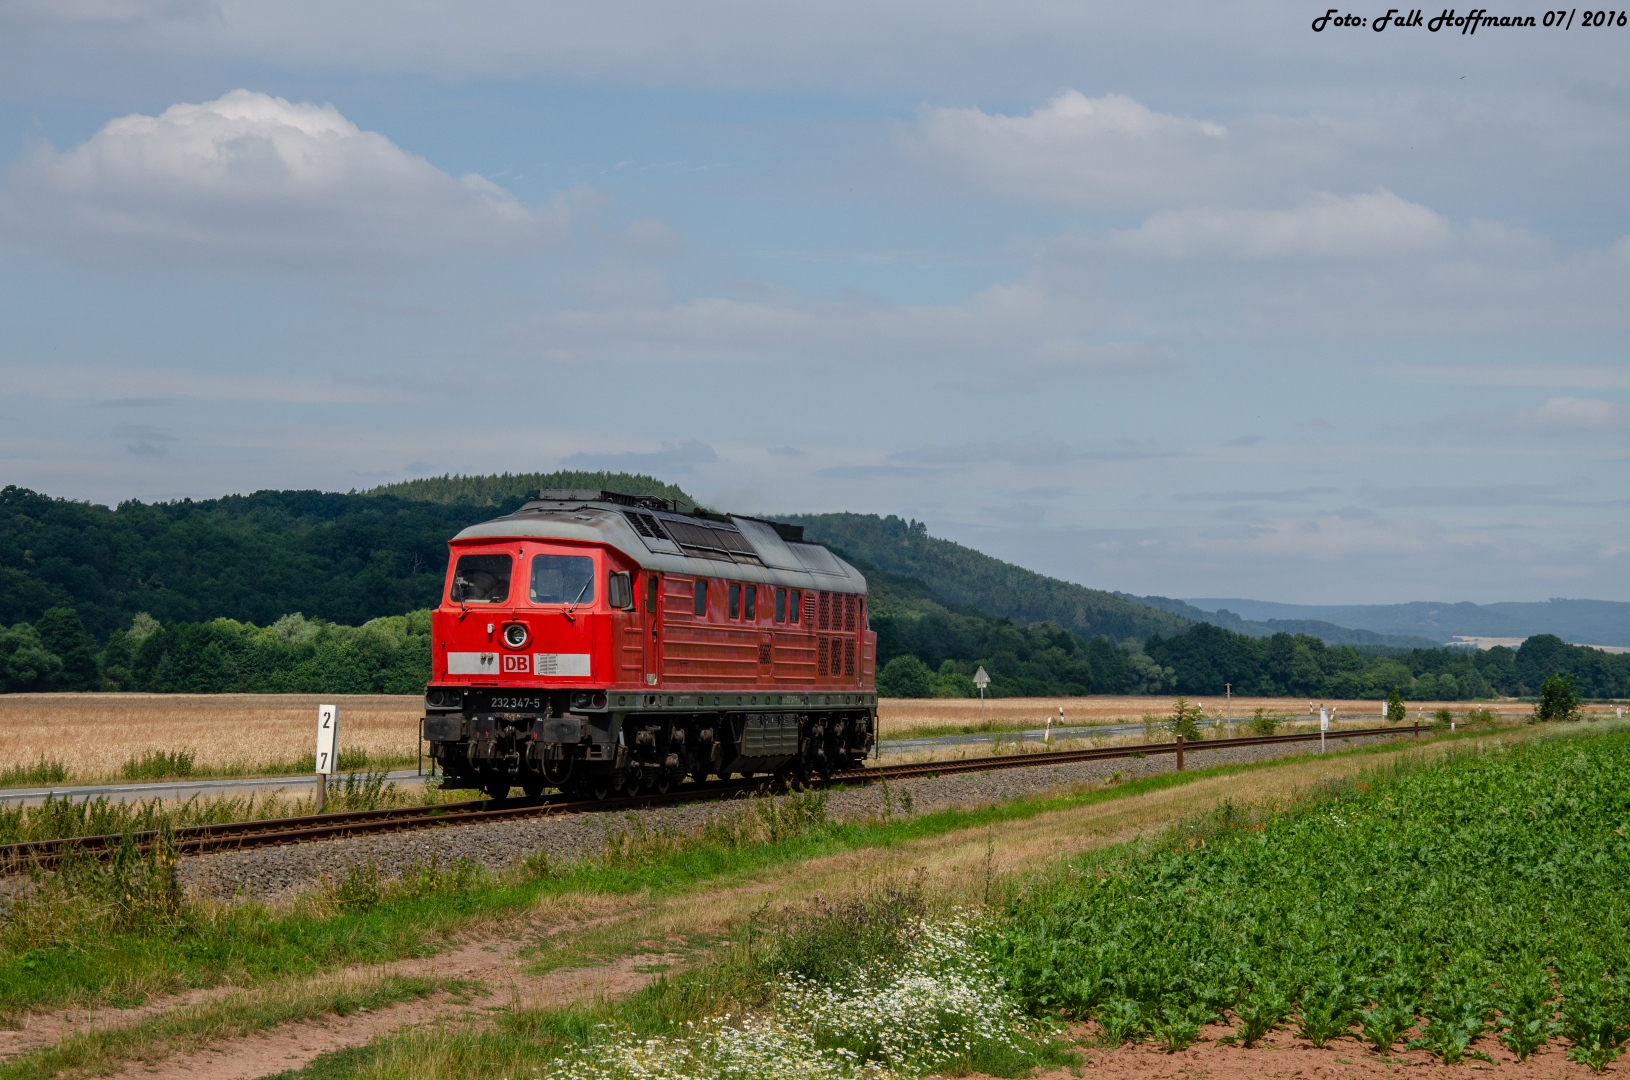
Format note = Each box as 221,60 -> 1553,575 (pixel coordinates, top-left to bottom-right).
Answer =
587,779 -> 613,801
483,777 -> 512,801
519,774 -> 546,799
649,773 -> 672,795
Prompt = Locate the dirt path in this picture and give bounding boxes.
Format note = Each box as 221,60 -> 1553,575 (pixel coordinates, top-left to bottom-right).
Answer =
96,940 -> 680,1080
1,930 -> 680,1080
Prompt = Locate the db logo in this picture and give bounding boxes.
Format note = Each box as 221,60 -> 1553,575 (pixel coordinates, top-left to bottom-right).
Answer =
502,654 -> 530,673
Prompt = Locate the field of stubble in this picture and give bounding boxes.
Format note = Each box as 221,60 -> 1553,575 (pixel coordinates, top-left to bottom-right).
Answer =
0,692 -> 1563,785
0,693 -> 424,784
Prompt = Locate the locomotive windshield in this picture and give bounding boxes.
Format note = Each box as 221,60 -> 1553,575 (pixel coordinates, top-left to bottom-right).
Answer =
450,554 -> 511,603
530,554 -> 595,605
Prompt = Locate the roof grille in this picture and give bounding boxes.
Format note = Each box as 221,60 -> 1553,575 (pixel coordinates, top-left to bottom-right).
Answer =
623,511 -> 667,540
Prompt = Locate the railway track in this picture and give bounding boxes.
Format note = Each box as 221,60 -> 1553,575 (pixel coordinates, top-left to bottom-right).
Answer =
0,722 -> 1421,871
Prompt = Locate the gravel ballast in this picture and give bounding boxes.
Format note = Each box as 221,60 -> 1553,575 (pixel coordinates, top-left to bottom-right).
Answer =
174,728 -> 1423,904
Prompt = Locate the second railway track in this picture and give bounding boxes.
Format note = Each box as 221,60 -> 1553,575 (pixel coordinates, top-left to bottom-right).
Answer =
0,722 -> 1424,872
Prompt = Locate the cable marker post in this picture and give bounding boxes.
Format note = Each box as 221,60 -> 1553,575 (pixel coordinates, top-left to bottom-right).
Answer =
316,703 -> 338,813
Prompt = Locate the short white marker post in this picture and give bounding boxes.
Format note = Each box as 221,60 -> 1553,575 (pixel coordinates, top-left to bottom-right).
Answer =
316,703 -> 338,813
1319,707 -> 1329,753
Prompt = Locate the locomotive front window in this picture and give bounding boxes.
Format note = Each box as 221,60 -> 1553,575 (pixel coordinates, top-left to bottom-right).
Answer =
530,554 -> 595,605
451,554 -> 512,603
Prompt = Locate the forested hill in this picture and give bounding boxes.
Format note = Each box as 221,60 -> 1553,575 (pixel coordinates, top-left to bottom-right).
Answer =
783,513 -> 1190,643
0,471 -> 684,639
364,471 -> 693,508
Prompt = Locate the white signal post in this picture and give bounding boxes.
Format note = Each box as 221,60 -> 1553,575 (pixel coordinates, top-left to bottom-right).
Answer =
973,666 -> 991,725
315,703 -> 338,813
1319,706 -> 1329,753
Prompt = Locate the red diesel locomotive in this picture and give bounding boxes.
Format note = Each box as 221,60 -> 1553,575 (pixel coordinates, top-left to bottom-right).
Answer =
421,490 -> 878,800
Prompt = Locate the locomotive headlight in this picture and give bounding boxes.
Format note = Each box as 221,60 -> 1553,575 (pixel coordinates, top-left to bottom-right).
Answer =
502,623 -> 529,649
572,692 -> 590,710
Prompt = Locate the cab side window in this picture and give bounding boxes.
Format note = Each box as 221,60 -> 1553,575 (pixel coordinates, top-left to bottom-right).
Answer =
744,585 -> 757,620
728,582 -> 741,619
789,590 -> 802,623
775,588 -> 787,622
694,579 -> 708,616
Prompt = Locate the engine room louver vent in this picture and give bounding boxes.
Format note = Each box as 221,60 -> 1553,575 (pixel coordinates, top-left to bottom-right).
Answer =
623,511 -> 667,540
659,518 -> 764,564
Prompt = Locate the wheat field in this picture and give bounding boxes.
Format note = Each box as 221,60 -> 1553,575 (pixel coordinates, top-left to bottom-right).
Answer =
872,694 -> 1539,739
0,693 -> 425,783
0,692 -> 1602,784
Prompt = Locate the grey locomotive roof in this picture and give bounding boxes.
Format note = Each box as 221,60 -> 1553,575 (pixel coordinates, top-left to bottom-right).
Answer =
451,496 -> 867,594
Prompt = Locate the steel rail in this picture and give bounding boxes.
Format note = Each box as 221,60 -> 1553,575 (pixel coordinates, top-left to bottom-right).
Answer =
0,722 -> 1421,871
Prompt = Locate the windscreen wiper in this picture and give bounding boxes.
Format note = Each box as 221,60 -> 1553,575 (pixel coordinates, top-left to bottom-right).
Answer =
563,578 -> 591,622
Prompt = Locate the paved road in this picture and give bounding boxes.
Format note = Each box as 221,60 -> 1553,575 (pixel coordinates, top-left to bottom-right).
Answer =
0,769 -> 430,808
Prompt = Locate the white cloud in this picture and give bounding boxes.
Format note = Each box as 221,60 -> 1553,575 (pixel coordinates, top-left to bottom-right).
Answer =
905,91 -> 1230,208
0,89 -> 577,267
612,218 -> 682,257
902,90 -> 1376,209
1518,397 -> 1625,433
1111,190 -> 1452,260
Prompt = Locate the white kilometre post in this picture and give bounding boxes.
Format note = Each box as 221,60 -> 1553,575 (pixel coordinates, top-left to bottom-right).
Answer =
1319,706 -> 1329,753
315,703 -> 338,813
973,666 -> 991,725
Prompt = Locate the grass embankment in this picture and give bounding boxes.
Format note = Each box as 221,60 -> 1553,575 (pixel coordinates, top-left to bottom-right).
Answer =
0,771 -> 438,847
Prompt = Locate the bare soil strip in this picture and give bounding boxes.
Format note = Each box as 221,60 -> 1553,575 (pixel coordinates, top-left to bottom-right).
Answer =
991,1019 -> 1598,1080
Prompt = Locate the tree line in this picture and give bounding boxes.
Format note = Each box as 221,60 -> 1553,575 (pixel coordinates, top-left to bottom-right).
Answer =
4,603 -> 1618,701
1,607 -> 429,695
874,610 -> 1627,700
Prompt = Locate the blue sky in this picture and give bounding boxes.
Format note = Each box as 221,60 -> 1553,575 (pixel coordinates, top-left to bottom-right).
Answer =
1,1 -> 1626,605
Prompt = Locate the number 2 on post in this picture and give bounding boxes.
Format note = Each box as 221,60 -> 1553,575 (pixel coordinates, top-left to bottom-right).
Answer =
316,704 -> 338,776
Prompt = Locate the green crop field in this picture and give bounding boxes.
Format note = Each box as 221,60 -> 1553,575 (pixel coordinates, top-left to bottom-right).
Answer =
994,728 -> 1630,1067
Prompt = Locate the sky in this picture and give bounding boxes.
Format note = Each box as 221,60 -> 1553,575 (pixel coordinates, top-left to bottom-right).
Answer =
0,1 -> 1626,606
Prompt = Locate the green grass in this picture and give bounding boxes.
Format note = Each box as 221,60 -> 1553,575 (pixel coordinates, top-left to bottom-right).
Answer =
993,726 -> 1630,1066
0,758 -> 68,789
0,748 -> 419,791
0,770 -> 439,847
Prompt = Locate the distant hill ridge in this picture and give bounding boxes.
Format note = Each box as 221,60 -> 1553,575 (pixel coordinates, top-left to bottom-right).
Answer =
784,513 -> 1191,643
1120,593 -> 1443,649
1186,597 -> 1630,648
